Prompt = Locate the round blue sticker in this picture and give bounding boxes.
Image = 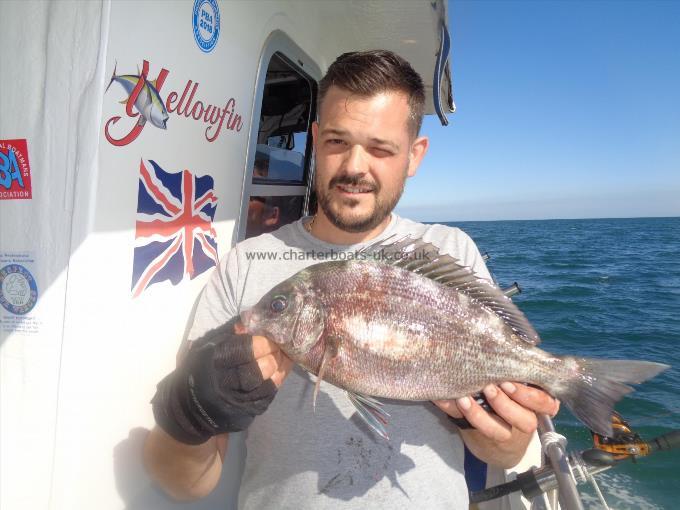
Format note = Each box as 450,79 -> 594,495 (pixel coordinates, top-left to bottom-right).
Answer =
0,264 -> 38,315
192,0 -> 220,53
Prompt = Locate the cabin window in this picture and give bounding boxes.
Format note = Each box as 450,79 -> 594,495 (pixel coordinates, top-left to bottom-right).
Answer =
240,45 -> 318,241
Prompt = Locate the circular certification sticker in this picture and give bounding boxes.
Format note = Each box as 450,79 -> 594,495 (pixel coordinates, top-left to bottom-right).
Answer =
0,264 -> 38,315
192,0 -> 220,53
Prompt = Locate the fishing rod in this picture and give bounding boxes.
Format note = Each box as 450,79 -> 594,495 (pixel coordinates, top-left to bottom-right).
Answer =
494,260 -> 582,508
496,274 -> 587,508
486,264 -> 675,510
469,412 -> 680,509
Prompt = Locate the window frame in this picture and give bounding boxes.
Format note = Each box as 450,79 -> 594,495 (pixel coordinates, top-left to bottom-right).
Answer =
236,30 -> 320,242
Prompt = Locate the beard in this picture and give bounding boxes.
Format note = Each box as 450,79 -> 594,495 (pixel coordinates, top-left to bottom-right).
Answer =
315,169 -> 407,233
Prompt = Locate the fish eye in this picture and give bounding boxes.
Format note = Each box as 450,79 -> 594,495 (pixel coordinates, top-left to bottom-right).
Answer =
270,295 -> 288,313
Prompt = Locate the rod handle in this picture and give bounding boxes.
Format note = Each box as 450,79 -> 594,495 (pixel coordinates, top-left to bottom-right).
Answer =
648,430 -> 680,452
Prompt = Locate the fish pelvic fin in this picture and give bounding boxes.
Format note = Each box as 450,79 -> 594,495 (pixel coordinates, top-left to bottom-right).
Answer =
346,392 -> 390,440
554,357 -> 669,437
106,60 -> 118,93
313,338 -> 339,412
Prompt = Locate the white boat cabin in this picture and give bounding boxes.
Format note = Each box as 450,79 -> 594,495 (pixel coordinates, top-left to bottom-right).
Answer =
0,2 -> 536,509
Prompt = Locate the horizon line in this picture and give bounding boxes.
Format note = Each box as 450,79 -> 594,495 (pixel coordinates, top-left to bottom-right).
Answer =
416,215 -> 680,224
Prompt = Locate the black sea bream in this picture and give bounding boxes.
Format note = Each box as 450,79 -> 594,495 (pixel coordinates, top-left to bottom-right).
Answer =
241,237 -> 668,438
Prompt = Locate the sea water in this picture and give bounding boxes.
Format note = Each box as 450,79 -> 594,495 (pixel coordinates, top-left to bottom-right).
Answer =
446,217 -> 680,510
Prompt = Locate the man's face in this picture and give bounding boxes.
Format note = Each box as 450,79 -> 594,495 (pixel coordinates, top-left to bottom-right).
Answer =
312,86 -> 427,233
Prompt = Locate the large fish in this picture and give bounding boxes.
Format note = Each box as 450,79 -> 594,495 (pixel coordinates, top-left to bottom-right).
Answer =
241,237 -> 668,438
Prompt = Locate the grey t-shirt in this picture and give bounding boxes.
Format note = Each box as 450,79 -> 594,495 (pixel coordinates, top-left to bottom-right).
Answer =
189,214 -> 493,509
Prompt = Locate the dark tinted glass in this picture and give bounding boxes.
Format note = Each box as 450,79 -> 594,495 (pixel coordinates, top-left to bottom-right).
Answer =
245,195 -> 304,239
252,53 -> 313,184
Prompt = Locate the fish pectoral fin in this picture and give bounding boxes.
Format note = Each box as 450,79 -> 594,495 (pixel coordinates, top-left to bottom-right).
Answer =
312,338 -> 340,411
346,391 -> 390,440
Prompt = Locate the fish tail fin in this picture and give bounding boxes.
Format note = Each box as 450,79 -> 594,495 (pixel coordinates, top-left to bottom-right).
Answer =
106,60 -> 117,93
554,357 -> 668,437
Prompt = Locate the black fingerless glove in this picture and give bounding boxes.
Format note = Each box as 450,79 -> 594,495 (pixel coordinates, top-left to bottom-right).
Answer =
151,317 -> 278,444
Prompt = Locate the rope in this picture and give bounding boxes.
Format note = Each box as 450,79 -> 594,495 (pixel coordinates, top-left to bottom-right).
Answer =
540,430 -> 579,489
587,474 -> 611,510
540,431 -> 568,454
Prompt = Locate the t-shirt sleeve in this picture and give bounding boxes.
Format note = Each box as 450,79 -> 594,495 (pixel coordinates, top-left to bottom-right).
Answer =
456,230 -> 493,283
187,247 -> 241,342
423,224 -> 493,283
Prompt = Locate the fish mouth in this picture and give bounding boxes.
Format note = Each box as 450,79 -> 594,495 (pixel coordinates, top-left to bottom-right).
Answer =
239,309 -> 254,331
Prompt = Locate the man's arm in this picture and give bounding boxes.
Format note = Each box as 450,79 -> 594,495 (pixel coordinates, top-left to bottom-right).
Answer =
143,323 -> 292,501
143,429 -> 228,501
435,382 -> 560,468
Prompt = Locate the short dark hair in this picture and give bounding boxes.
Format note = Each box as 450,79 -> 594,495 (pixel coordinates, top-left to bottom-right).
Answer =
318,50 -> 426,137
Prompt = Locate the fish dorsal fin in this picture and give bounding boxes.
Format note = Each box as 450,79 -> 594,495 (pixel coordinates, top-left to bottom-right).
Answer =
359,236 -> 541,345
120,75 -> 139,85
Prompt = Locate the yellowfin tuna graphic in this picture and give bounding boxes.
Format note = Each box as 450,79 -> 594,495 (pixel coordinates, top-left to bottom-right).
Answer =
106,61 -> 169,129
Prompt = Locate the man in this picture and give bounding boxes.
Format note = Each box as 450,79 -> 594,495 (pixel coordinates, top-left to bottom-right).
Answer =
144,50 -> 558,508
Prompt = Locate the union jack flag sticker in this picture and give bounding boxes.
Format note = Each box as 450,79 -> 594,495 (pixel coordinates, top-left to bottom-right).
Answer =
131,159 -> 218,298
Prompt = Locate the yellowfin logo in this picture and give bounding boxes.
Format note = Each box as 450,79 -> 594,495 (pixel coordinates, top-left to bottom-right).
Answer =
104,60 -> 242,147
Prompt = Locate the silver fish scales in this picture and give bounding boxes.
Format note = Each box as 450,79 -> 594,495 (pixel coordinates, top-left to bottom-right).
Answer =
241,236 -> 668,438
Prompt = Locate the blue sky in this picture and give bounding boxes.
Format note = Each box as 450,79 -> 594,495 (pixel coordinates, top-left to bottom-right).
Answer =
396,0 -> 680,221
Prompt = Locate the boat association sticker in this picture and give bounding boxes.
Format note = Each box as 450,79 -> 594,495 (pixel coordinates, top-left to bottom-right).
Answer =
0,263 -> 38,315
0,139 -> 32,200
192,0 -> 220,53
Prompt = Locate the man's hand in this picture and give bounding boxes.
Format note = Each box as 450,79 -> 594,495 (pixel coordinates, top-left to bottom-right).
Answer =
151,318 -> 293,445
434,383 -> 560,468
